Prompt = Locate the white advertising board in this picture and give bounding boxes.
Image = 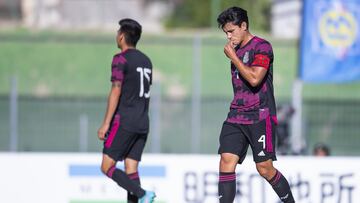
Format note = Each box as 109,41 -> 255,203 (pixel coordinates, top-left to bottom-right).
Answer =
0,153 -> 359,203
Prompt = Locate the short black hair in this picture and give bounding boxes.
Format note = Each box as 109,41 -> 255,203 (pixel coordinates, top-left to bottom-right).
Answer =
118,18 -> 142,46
217,7 -> 249,29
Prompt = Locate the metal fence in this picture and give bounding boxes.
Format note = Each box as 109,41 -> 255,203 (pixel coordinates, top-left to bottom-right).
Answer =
303,99 -> 360,156
1,94 -> 360,155
0,93 -> 225,154
1,32 -> 359,156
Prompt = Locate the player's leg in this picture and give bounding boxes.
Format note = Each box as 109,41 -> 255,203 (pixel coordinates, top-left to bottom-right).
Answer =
249,117 -> 295,203
102,127 -> 154,202
256,160 -> 294,202
218,122 -> 248,203
100,154 -> 146,198
125,158 -> 140,203
218,153 -> 238,203
125,133 -> 155,203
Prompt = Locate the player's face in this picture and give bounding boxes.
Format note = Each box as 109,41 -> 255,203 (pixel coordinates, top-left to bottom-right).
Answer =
222,22 -> 247,46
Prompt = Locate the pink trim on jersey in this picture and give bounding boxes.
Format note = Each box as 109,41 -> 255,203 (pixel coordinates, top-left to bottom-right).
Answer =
106,166 -> 116,178
266,116 -> 273,152
105,114 -> 121,148
111,68 -> 124,82
113,54 -> 127,65
118,55 -> 126,64
272,115 -> 278,125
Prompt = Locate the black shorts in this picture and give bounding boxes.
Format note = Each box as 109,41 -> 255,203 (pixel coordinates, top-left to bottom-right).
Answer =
218,117 -> 277,164
103,114 -> 147,162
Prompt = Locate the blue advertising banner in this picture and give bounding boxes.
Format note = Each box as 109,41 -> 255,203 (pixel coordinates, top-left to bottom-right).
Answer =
299,0 -> 360,83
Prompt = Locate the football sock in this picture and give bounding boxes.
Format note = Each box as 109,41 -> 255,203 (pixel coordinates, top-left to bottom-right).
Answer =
106,166 -> 145,198
127,172 -> 140,203
267,170 -> 295,203
218,172 -> 236,203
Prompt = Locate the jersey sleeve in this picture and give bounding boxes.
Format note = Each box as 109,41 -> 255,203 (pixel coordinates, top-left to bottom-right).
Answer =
110,54 -> 127,82
251,41 -> 273,70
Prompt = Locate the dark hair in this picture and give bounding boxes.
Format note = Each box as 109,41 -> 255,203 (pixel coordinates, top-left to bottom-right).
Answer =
217,7 -> 249,29
313,143 -> 330,156
118,18 -> 142,46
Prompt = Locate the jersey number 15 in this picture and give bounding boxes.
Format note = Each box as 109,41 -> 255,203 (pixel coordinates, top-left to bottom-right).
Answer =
136,67 -> 151,98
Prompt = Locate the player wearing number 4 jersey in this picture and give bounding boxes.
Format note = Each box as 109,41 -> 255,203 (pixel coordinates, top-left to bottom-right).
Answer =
217,7 -> 295,203
97,18 -> 155,203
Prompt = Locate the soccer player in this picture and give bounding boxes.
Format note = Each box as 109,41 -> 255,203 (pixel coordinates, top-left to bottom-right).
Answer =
216,7 -> 295,203
97,18 -> 155,203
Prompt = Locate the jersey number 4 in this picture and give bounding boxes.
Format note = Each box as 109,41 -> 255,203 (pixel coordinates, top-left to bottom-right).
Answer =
258,135 -> 266,149
136,67 -> 151,98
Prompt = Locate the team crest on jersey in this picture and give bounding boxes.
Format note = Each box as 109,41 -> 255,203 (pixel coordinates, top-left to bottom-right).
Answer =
243,51 -> 249,63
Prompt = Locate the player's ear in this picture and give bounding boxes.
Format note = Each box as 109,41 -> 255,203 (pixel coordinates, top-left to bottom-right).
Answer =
118,32 -> 124,41
240,22 -> 247,31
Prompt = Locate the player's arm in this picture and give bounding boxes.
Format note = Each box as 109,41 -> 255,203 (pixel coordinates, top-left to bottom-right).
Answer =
97,81 -> 122,140
224,41 -> 268,87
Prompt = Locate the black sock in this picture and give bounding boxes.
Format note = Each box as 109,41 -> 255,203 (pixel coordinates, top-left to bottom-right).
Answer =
267,170 -> 295,203
218,172 -> 236,203
127,172 -> 140,203
106,166 -> 145,198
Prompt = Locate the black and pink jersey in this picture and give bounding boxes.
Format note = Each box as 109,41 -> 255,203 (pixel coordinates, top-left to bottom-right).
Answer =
226,36 -> 277,124
111,49 -> 152,133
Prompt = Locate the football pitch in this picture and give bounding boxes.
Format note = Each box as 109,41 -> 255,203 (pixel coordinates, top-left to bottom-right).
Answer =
1,30 -> 360,155
1,30 -> 359,99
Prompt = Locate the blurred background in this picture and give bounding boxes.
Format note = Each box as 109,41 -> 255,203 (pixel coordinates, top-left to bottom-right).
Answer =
1,0 -> 360,202
1,0 -> 360,156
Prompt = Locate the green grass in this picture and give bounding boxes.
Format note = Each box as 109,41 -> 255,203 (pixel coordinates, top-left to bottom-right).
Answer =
0,34 -> 229,99
0,40 -> 114,96
0,32 -> 286,97
1,30 -> 360,155
2,30 -> 359,100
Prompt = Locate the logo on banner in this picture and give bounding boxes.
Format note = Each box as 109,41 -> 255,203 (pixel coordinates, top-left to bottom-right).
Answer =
319,7 -> 357,49
313,2 -> 359,58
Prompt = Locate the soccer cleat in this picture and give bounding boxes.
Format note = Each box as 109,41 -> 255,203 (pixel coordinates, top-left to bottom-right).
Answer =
139,191 -> 156,203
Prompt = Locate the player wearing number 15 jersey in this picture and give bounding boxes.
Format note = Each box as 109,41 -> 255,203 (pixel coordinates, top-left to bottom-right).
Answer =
97,18 -> 155,203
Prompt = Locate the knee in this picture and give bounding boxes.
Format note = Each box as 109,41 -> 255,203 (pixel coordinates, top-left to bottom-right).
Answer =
124,164 -> 137,174
124,158 -> 138,174
256,162 -> 275,180
101,155 -> 116,175
101,164 -> 110,175
220,153 -> 238,172
101,162 -> 116,176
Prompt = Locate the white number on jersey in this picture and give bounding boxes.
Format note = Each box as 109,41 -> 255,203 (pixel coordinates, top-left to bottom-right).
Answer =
136,67 -> 151,98
258,135 -> 266,149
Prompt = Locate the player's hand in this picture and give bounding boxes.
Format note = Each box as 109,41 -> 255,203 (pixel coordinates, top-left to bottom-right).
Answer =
97,123 -> 110,141
224,41 -> 237,61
